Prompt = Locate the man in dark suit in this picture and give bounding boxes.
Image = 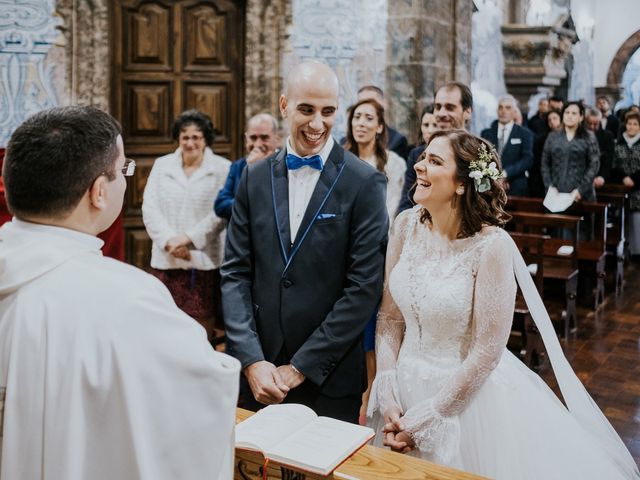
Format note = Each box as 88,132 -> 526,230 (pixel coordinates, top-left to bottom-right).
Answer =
221,62 -> 388,423
481,94 -> 533,196
585,108 -> 615,188
527,97 -> 550,138
214,113 -> 279,221
597,95 -> 620,138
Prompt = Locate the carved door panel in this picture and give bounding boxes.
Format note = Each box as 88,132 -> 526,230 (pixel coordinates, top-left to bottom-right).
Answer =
111,0 -> 245,269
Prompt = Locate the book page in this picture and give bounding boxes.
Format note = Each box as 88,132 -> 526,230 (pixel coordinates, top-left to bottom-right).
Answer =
235,404 -> 316,452
266,416 -> 374,475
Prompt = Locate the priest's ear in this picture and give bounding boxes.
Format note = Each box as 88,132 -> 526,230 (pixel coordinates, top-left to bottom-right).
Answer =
88,174 -> 110,211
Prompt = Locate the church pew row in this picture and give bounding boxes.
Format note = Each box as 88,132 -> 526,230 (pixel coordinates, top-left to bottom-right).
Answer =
506,210 -> 581,339
506,196 -> 609,311
508,232 -> 549,369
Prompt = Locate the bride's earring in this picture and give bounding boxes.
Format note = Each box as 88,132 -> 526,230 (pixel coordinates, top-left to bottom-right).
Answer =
456,186 -> 465,195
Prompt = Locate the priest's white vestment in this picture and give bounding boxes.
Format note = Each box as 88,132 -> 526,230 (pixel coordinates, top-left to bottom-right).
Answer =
0,219 -> 240,480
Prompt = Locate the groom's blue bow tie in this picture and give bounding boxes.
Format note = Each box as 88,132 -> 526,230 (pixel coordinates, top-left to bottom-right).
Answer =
286,153 -> 323,171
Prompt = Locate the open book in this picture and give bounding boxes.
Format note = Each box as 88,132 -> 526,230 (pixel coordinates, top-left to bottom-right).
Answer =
235,404 -> 375,476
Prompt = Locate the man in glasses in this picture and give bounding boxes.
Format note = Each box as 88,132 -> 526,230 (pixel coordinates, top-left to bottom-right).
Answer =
0,106 -> 239,479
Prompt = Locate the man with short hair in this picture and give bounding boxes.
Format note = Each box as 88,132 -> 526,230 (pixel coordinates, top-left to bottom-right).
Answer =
481,94 -> 533,196
355,85 -> 410,159
0,106 -> 240,480
222,62 -> 388,423
596,95 -> 620,137
585,107 -> 615,188
398,81 -> 474,212
549,95 -> 564,113
528,97 -> 550,137
215,113 -> 279,220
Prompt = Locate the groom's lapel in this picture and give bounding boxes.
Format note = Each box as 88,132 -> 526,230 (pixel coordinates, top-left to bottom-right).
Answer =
270,149 -> 291,263
291,143 -> 345,248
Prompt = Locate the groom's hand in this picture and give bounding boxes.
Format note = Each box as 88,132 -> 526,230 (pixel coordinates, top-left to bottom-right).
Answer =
276,364 -> 305,389
244,361 -> 290,405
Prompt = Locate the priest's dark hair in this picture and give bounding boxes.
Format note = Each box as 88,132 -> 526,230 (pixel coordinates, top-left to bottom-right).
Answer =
3,106 -> 122,218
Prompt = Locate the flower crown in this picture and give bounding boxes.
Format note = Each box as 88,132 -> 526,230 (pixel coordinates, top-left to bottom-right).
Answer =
468,143 -> 504,193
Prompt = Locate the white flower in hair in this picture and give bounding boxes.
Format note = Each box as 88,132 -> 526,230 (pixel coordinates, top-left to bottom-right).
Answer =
468,143 -> 504,193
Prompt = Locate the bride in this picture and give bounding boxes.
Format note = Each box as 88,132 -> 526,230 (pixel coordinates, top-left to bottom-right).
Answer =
367,129 -> 639,479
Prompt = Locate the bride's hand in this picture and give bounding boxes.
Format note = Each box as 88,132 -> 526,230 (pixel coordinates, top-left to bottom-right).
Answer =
383,405 -> 415,453
383,429 -> 416,453
383,405 -> 404,433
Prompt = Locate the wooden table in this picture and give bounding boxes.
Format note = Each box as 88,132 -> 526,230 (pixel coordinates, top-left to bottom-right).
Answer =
235,408 -> 488,480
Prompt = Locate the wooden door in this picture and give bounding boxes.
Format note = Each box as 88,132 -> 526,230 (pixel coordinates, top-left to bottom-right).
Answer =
111,0 -> 245,269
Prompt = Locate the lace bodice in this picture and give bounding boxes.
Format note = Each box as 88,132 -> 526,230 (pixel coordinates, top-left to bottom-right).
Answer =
369,206 -> 517,459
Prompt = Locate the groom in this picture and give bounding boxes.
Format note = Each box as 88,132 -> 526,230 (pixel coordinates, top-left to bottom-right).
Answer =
221,61 -> 388,422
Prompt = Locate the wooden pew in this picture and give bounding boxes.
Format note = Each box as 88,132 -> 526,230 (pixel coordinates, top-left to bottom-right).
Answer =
573,202 -> 608,309
234,408 -> 488,480
507,196 -> 609,310
509,232 -> 549,369
595,188 -> 629,294
507,211 -> 581,338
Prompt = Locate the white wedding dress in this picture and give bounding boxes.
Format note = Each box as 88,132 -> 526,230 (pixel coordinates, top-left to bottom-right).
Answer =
368,206 -> 639,479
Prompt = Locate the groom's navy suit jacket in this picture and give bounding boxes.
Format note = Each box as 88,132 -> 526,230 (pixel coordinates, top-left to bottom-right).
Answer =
221,142 -> 388,399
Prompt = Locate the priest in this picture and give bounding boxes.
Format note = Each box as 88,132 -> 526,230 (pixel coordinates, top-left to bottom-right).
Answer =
0,106 -> 240,480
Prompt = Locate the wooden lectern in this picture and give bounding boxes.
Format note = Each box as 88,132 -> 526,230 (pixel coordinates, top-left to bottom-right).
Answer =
235,408 -> 488,480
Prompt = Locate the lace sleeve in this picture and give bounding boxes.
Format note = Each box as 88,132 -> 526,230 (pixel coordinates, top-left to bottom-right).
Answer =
366,210 -> 413,417
401,231 -> 517,455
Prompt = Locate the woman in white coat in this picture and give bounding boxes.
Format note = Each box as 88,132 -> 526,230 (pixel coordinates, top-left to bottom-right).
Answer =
142,109 -> 230,341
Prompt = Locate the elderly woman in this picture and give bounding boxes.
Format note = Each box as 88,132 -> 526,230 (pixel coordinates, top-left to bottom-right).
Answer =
142,109 -> 230,340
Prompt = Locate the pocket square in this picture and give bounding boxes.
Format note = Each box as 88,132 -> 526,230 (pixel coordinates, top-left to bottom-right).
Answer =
316,213 -> 336,220
510,138 -> 522,145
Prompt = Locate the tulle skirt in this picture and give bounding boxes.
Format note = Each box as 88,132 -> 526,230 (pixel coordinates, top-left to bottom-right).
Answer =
369,350 -> 633,480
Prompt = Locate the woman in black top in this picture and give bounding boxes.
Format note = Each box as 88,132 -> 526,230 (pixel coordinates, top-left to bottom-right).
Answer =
541,101 -> 600,202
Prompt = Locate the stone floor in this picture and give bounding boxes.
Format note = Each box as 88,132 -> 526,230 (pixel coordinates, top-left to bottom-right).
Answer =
539,260 -> 640,467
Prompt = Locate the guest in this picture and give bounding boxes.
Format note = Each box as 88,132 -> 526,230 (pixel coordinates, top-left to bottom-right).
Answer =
221,62 -> 388,423
541,101 -> 600,202
481,94 -> 533,196
397,107 -> 437,213
597,95 -> 620,138
549,95 -> 564,113
527,97 -> 550,137
344,98 -> 406,218
215,113 -> 279,221
398,82 -> 473,213
142,109 -> 230,340
584,108 -> 615,188
612,111 -> 640,256
367,128 -> 638,480
344,97 -> 406,422
356,85 -> 410,159
530,110 -> 562,197
0,106 -> 239,480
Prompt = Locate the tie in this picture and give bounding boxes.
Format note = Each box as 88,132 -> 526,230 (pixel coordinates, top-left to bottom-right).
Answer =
498,126 -> 506,154
286,153 -> 323,171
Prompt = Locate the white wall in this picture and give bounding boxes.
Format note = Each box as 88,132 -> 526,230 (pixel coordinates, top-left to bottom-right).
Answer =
576,0 -> 640,87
